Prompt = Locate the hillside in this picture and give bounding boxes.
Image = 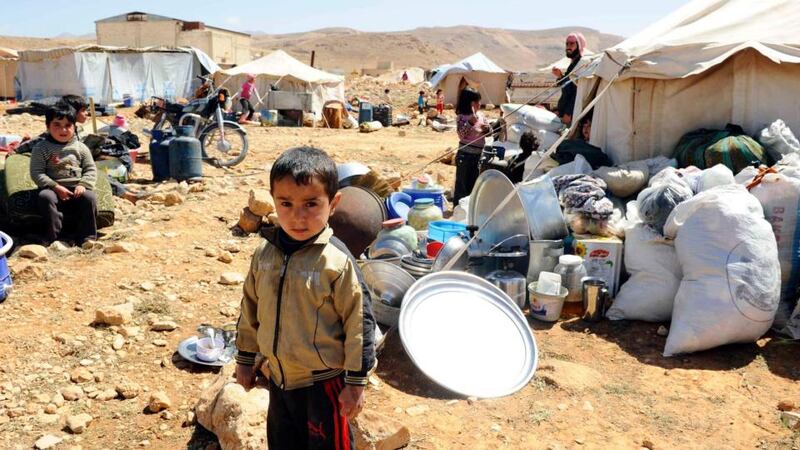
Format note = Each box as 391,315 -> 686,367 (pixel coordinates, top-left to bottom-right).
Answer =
0,25 -> 621,73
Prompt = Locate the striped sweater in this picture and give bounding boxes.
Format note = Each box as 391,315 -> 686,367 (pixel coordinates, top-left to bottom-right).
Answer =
29,135 -> 97,190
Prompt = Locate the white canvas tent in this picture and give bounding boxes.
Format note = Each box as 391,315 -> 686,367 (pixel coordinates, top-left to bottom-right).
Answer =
213,50 -> 345,117
15,45 -> 220,103
574,0 -> 800,164
0,47 -> 18,99
430,53 -> 510,106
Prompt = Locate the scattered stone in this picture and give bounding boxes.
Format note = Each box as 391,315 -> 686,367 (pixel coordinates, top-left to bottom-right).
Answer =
152,339 -> 168,347
642,439 -> 655,450
115,380 -> 141,399
160,410 -> 174,420
104,242 -> 137,254
182,411 -> 196,427
781,411 -> 800,430
354,410 -> 411,450
205,248 -> 219,258
66,413 -> 93,434
79,359 -> 93,367
582,401 -> 594,412
34,434 -> 62,449
94,303 -> 135,326
147,391 -> 172,413
248,189 -> 275,216
18,244 -> 48,260
778,400 -> 797,412
575,437 -> 586,445
70,368 -> 93,384
96,389 -> 118,401
196,364 -> 268,450
44,404 -> 58,414
164,192 -> 184,207
238,207 -> 262,234
656,326 -> 669,337
140,281 -> 156,292
223,241 -> 241,253
219,272 -> 245,285
112,334 -> 125,350
120,326 -> 141,338
49,241 -> 71,254
151,321 -> 178,332
217,251 -> 233,264
148,193 -> 166,203
51,393 -> 65,407
405,404 -> 429,417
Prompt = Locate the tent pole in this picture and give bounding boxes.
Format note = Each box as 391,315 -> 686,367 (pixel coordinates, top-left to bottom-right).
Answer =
89,97 -> 97,134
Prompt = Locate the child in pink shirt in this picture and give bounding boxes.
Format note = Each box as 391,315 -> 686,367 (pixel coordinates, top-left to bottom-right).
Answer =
239,74 -> 256,123
453,87 -> 490,204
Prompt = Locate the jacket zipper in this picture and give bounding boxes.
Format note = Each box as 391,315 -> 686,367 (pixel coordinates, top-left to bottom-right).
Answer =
272,253 -> 290,389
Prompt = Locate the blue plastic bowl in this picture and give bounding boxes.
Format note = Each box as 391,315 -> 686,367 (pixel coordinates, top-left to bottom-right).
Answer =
428,221 -> 467,243
386,192 -> 414,220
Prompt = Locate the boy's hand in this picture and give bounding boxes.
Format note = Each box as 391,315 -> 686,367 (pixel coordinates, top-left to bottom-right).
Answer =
53,185 -> 73,201
235,363 -> 256,391
338,385 -> 365,419
74,185 -> 86,198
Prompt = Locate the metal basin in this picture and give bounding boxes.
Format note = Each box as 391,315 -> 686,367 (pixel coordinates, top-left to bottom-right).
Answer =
468,170 -> 531,255
361,260 -> 416,307
518,175 -> 568,240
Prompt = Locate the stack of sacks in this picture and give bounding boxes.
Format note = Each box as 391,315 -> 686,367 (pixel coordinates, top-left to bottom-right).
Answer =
759,119 -> 800,162
662,185 -> 780,356
239,189 -> 277,233
501,104 -> 562,150
740,162 -> 800,338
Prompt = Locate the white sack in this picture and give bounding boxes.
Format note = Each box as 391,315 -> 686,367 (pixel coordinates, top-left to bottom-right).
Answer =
735,166 -> 759,185
501,104 -> 563,133
545,154 -> 592,179
759,119 -> 800,162
522,152 -> 559,181
695,164 -> 735,193
593,160 -> 650,198
747,172 -> 800,338
507,123 -> 530,144
636,173 -> 693,235
662,185 -> 781,356
607,223 -> 681,322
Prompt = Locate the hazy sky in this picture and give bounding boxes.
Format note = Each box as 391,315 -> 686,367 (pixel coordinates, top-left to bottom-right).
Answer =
4,0 -> 689,38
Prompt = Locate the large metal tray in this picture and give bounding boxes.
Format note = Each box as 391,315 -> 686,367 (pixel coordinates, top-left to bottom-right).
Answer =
468,170 -> 531,255
399,271 -> 538,398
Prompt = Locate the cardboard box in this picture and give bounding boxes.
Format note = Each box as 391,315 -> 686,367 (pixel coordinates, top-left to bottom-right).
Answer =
572,234 -> 623,296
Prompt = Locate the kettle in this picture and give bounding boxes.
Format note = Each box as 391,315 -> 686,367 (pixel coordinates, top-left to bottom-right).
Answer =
486,264 -> 528,311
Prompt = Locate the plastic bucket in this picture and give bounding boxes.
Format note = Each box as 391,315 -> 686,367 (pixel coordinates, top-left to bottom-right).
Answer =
528,282 -> 568,322
402,187 -> 445,211
428,220 -> 467,243
386,192 -> 413,220
123,94 -> 133,107
0,230 -> 13,303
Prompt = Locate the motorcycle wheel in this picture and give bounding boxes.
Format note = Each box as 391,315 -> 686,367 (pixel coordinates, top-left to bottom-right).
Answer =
199,123 -> 249,167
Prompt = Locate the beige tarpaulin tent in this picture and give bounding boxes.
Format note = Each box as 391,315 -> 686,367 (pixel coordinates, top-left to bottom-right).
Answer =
0,47 -> 18,98
213,50 -> 345,117
574,0 -> 800,164
429,53 -> 510,106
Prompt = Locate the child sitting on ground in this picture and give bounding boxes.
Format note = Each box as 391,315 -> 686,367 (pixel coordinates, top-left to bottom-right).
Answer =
235,146 -> 376,449
30,106 -> 98,248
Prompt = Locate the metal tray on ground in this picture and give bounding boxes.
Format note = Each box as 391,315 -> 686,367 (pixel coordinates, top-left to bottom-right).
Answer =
177,336 -> 234,367
398,271 -> 538,398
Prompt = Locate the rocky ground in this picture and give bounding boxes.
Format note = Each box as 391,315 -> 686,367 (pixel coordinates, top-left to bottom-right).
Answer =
0,81 -> 798,450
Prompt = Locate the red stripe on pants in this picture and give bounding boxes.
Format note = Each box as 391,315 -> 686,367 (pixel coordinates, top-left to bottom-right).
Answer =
323,380 -> 341,450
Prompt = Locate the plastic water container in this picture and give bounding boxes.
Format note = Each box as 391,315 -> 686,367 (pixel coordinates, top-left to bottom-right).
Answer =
169,126 -> 203,182
122,94 -> 133,107
150,131 -> 172,182
358,102 -> 373,124
0,231 -> 13,303
260,109 -> 278,126
427,221 -> 467,243
402,186 -> 446,211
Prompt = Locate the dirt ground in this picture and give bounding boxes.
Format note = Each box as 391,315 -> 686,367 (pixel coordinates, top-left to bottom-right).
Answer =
0,87 -> 798,450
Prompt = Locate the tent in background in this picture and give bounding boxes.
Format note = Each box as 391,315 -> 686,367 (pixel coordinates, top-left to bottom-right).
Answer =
213,50 -> 345,117
429,53 -> 510,106
0,47 -> 18,99
574,0 -> 800,164
15,45 -> 219,103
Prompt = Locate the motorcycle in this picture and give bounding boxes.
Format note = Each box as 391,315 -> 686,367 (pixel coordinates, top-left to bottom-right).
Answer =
147,76 -> 249,167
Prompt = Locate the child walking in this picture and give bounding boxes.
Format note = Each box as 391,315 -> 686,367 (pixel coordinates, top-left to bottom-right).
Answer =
30,106 -> 98,247
235,146 -> 376,449
239,73 -> 257,123
417,90 -> 426,114
453,87 -> 490,204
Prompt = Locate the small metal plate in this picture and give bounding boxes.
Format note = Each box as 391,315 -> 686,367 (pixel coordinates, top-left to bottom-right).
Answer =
362,260 -> 417,307
177,336 -> 232,367
399,272 -> 538,398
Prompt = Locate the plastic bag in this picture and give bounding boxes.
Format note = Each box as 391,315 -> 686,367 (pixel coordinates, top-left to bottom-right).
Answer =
501,104 -> 563,133
695,164 -> 735,193
545,154 -> 592,179
662,185 -> 780,356
759,119 -> 800,161
607,223 -> 681,322
636,174 -> 693,235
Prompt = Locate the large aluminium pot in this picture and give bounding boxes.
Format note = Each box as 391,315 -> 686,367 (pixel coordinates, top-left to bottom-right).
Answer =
329,186 -> 387,257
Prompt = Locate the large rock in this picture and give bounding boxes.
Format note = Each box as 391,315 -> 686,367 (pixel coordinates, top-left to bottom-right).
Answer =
147,391 -> 172,413
537,359 -> 603,393
34,434 -> 62,449
195,365 -> 269,450
66,413 -> 93,434
70,368 -> 93,384
164,192 -> 184,207
354,410 -> 411,450
248,189 -> 275,216
18,245 -> 48,260
94,303 -> 135,326
238,207 -> 262,234
219,272 -> 245,286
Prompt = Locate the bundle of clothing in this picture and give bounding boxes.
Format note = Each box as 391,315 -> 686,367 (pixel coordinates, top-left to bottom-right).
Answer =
552,174 -> 623,237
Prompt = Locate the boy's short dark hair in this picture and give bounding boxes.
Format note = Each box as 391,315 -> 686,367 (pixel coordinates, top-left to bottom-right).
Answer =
384,89 -> 390,93
45,106 -> 77,126
59,94 -> 88,112
270,147 -> 338,200
419,90 -> 425,95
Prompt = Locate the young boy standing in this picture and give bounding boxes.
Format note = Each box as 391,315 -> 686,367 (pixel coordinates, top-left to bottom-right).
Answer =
235,146 -> 376,449
30,106 -> 98,247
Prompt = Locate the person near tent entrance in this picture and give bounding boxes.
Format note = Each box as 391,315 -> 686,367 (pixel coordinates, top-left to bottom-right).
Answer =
552,32 -> 586,127
453,87 -> 491,205
238,73 -> 257,124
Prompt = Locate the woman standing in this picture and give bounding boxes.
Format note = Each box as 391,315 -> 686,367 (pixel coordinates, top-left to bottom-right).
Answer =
453,87 -> 490,205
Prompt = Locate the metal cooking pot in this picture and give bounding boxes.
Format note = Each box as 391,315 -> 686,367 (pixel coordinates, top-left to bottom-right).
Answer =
485,269 -> 528,310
